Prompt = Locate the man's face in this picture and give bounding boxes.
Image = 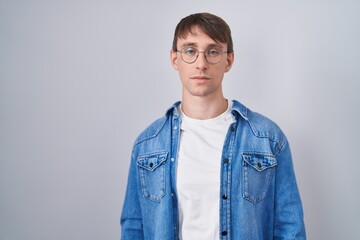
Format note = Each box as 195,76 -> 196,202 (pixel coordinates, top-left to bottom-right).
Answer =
171,27 -> 234,99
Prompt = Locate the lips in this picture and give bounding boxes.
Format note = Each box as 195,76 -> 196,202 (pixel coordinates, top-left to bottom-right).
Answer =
191,76 -> 210,80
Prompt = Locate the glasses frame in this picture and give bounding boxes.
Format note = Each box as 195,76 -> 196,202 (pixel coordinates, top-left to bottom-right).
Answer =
176,46 -> 228,64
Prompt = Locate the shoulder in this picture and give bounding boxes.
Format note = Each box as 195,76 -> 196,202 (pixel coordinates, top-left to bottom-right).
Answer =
133,115 -> 168,146
232,100 -> 287,146
133,101 -> 180,146
247,110 -> 285,142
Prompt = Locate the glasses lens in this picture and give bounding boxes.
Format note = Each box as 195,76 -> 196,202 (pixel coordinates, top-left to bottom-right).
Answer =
180,47 -> 225,64
205,47 -> 223,64
181,47 -> 198,63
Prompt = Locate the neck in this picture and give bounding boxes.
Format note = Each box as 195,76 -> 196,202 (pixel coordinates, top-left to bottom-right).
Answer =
181,93 -> 228,120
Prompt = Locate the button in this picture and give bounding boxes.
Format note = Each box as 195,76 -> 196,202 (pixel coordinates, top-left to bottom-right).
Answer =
149,163 -> 154,168
231,126 -> 235,132
171,158 -> 175,162
222,194 -> 228,200
173,126 -> 178,130
221,231 -> 227,236
257,162 -> 262,168
223,158 -> 229,164
171,192 -> 174,197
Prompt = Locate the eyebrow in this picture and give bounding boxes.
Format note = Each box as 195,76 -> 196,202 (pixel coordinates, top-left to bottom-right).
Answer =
179,42 -> 197,48
179,42 -> 223,49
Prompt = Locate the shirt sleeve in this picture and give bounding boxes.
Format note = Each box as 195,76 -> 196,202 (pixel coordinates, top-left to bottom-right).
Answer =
273,141 -> 306,239
120,151 -> 144,240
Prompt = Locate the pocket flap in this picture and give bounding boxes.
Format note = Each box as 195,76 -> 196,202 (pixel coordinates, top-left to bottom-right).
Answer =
242,153 -> 277,172
137,152 -> 168,171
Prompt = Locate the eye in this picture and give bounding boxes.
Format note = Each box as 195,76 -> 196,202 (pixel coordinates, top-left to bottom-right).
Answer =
183,47 -> 197,56
207,48 -> 221,57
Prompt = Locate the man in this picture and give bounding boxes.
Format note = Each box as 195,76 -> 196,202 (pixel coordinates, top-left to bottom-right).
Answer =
121,13 -> 306,240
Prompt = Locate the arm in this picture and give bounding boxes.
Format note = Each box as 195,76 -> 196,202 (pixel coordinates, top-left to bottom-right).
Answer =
274,141 -> 306,240
120,151 -> 144,240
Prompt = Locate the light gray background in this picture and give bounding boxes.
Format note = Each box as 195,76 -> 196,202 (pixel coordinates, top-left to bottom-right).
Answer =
1,0 -> 359,239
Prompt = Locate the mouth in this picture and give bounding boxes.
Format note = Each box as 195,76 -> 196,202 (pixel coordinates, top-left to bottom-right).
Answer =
191,76 -> 210,80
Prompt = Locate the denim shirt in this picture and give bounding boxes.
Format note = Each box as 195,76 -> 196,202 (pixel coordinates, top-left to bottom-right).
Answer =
121,100 -> 306,240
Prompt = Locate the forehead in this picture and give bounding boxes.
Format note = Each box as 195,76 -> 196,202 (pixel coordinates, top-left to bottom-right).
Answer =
176,27 -> 226,49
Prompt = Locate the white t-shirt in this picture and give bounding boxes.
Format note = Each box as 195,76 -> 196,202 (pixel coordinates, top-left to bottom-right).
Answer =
176,101 -> 235,240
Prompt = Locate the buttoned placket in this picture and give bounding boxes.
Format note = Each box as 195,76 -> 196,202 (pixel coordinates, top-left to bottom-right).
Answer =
170,114 -> 181,240
219,120 -> 238,239
169,109 -> 238,240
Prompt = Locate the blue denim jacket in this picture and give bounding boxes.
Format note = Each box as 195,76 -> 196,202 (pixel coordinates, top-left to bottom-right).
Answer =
121,100 -> 306,240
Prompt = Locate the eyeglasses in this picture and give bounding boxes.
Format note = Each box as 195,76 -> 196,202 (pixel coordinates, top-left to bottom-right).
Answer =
176,46 -> 228,64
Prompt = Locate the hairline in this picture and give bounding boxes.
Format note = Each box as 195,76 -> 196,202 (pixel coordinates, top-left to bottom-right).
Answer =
173,25 -> 231,52
172,13 -> 234,53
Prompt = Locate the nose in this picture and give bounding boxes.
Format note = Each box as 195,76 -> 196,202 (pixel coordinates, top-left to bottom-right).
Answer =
195,52 -> 208,70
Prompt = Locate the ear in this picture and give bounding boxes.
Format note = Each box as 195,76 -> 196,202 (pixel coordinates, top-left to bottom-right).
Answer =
170,50 -> 179,71
224,52 -> 234,73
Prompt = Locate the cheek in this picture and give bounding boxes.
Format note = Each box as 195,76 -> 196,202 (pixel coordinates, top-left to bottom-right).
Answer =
178,69 -> 189,81
213,65 -> 226,75
178,64 -> 191,75
219,62 -> 230,73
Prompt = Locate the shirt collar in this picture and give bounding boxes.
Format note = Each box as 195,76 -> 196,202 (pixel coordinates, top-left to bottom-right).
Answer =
166,100 -> 248,121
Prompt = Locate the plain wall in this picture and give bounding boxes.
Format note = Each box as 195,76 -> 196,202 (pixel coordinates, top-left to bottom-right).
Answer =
1,0 -> 359,239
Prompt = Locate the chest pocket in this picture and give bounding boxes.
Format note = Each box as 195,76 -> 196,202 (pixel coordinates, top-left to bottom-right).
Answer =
137,152 -> 168,202
242,153 -> 277,204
